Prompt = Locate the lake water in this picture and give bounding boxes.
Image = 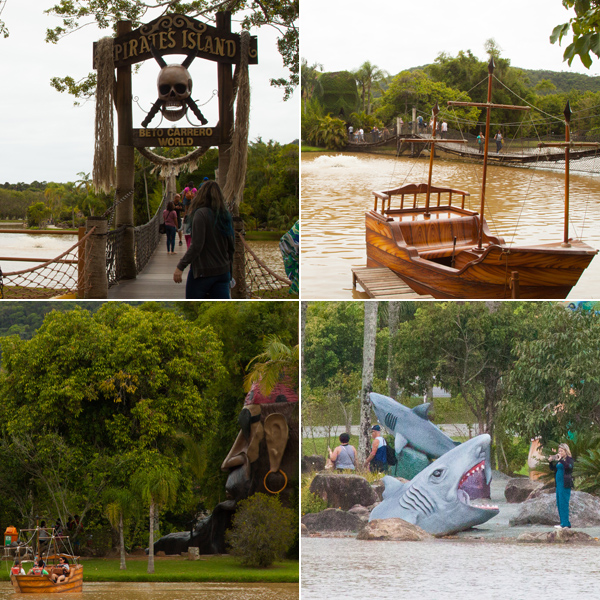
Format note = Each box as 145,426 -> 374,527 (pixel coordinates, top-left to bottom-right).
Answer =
0,581 -> 298,600
301,152 -> 600,299
301,537 -> 599,600
0,225 -> 284,279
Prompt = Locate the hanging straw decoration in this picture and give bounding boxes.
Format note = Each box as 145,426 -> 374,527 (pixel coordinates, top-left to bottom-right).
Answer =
93,37 -> 116,194
223,30 -> 251,216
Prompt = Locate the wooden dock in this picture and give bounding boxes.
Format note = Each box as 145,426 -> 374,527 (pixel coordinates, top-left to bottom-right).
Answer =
352,267 -> 434,299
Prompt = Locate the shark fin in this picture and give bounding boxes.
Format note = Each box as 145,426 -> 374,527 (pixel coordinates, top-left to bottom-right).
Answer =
395,432 -> 408,454
381,476 -> 408,500
412,403 -> 431,420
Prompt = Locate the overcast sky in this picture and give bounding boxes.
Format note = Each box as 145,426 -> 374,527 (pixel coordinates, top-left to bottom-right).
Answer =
0,1 -> 299,183
301,0 -> 599,78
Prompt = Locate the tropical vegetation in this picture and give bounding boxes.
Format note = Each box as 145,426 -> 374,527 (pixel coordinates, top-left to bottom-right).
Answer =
0,301 -> 299,569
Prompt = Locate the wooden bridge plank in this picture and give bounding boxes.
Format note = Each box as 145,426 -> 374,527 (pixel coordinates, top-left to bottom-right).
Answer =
352,267 -> 434,299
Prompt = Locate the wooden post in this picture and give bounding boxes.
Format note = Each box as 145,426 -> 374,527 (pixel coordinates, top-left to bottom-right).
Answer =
115,20 -> 137,280
510,271 -> 520,299
84,217 -> 108,298
77,226 -> 86,298
217,11 -> 234,189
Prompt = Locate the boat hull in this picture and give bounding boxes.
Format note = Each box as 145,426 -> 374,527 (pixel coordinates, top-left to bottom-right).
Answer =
11,565 -> 83,593
366,211 -> 598,299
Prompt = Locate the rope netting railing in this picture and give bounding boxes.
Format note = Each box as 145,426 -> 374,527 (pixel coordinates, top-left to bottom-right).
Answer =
105,192 -> 167,287
106,225 -> 127,287
134,193 -> 167,275
239,235 -> 291,298
0,229 -> 95,299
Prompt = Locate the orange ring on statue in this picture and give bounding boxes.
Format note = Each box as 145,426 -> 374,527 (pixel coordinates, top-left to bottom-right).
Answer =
263,469 -> 288,494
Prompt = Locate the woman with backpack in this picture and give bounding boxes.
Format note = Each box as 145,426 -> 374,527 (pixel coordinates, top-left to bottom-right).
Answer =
365,425 -> 388,472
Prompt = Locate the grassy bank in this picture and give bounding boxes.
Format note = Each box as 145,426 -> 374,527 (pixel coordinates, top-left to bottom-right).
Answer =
0,556 -> 298,583
300,145 -> 325,152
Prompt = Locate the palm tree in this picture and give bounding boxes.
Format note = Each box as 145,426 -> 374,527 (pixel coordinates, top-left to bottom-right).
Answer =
244,335 -> 299,396
132,464 -> 179,574
354,61 -> 388,114
103,487 -> 137,570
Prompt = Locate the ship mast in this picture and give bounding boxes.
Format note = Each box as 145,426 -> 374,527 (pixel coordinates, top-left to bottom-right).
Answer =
449,58 -> 530,251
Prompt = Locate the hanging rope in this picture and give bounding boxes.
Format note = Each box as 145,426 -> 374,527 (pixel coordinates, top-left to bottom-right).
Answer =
223,30 -> 251,215
93,37 -> 116,194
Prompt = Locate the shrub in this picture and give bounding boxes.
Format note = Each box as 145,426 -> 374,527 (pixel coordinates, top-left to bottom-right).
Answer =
226,494 -> 297,568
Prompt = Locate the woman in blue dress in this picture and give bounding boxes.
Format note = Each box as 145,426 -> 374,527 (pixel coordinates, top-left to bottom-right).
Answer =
548,443 -> 575,529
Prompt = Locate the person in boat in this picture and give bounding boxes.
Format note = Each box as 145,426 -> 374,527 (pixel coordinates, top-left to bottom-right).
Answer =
11,558 -> 25,576
364,425 -> 387,472
494,131 -> 503,153
477,132 -> 485,153
29,559 -> 49,576
50,556 -> 70,583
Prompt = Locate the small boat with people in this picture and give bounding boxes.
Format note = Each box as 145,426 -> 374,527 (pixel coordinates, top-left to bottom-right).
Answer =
365,58 -> 599,299
8,525 -> 83,593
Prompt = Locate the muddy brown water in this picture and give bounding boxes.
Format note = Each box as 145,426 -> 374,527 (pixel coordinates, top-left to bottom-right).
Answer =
301,152 -> 600,299
302,536 -> 599,600
0,581 -> 298,599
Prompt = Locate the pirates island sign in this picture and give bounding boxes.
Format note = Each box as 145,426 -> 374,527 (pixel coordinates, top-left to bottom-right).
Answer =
96,14 -> 258,148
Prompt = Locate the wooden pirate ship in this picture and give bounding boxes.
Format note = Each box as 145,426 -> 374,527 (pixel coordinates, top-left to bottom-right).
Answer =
9,527 -> 83,594
365,59 -> 599,299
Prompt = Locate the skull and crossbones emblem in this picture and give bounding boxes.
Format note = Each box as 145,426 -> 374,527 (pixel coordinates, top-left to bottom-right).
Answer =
142,47 -> 208,127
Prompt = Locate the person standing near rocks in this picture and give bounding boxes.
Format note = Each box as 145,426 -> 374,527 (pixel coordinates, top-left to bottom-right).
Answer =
549,443 -> 575,529
365,425 -> 387,472
329,433 -> 357,471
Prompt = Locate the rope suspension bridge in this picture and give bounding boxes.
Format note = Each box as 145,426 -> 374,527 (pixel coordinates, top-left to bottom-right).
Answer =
0,195 -> 292,300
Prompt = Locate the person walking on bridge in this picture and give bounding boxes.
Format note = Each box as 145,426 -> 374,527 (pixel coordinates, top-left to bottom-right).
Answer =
173,181 -> 235,299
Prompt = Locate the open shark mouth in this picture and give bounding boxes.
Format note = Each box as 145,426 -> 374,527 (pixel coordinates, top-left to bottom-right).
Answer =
458,460 -> 498,510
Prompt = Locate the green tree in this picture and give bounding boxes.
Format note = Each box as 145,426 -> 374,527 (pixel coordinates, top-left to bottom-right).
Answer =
551,0 -> 600,68
26,201 -> 50,227
103,486 -> 138,570
46,0 -> 298,100
132,460 -> 179,574
503,303 -> 600,443
225,493 -> 296,567
354,60 -> 388,114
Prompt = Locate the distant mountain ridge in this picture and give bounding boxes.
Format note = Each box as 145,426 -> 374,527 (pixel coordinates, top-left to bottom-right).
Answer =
517,68 -> 600,94
407,63 -> 600,94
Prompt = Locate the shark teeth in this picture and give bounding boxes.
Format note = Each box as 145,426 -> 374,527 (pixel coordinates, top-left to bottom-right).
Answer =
458,460 -> 486,488
472,504 -> 499,510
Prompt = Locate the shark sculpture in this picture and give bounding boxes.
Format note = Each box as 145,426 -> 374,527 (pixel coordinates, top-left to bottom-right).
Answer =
369,434 -> 499,536
369,392 -> 458,458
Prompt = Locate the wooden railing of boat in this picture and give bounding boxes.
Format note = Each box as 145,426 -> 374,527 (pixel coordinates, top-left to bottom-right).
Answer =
373,183 -> 471,213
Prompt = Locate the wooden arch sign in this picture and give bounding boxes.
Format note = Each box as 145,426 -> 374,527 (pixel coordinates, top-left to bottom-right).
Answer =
94,11 -> 257,281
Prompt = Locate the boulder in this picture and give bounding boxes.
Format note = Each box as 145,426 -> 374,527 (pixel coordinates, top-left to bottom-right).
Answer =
517,529 -> 597,544
302,455 -> 326,473
357,518 -> 432,541
301,523 -> 309,537
302,508 -> 364,533
526,486 -> 555,501
371,477 -> 408,503
510,491 -> 600,527
348,504 -> 371,520
505,478 -> 545,503
310,473 -> 377,511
